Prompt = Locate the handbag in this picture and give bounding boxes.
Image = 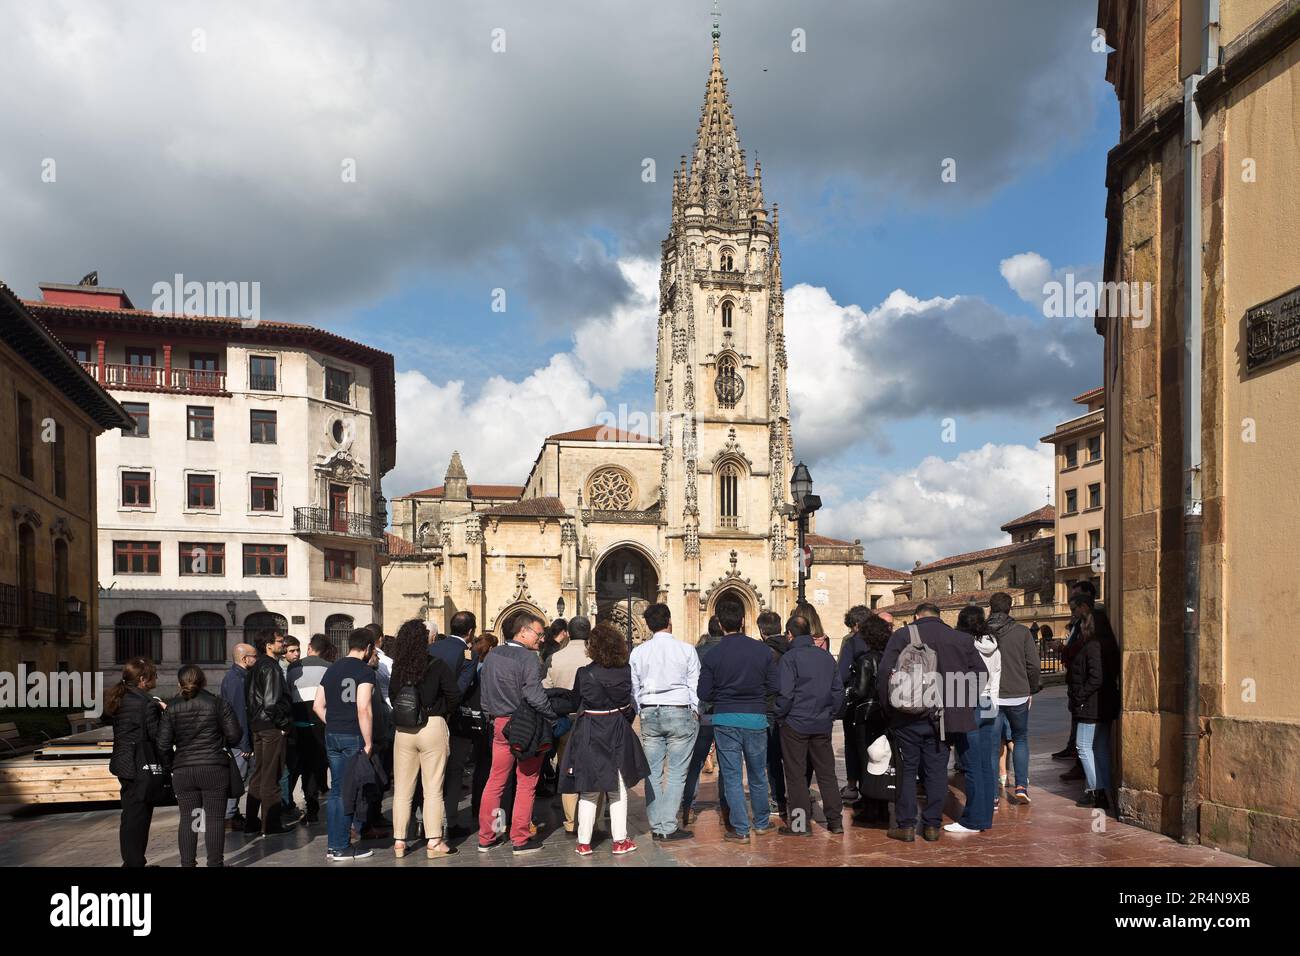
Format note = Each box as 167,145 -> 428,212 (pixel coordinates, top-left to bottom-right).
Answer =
226,750 -> 245,799
135,735 -> 174,806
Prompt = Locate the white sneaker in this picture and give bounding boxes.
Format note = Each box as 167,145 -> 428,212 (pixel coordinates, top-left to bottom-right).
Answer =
944,822 -> 980,834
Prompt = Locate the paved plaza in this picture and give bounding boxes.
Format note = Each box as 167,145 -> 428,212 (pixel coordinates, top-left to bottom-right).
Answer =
0,688 -> 1261,868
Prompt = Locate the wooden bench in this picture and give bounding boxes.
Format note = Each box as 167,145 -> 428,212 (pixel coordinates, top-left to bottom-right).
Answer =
0,722 -> 21,754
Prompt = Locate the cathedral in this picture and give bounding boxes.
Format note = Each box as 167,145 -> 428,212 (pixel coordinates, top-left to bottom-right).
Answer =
385,29 -> 896,647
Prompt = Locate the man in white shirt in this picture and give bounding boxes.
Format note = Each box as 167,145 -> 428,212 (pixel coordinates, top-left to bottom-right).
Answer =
629,603 -> 700,841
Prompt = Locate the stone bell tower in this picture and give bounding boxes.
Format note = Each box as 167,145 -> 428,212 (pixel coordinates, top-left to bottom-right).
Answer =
654,9 -> 796,633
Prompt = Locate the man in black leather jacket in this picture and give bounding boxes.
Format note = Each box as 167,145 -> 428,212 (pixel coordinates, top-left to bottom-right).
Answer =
245,632 -> 296,835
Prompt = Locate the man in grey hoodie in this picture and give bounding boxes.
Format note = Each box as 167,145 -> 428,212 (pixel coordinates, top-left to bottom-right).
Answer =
986,592 -> 1042,804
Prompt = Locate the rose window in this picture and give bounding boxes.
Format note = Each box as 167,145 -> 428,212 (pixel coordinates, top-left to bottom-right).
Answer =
587,469 -> 634,510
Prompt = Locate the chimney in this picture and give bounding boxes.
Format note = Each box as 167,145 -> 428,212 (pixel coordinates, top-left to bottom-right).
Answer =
39,274 -> 135,310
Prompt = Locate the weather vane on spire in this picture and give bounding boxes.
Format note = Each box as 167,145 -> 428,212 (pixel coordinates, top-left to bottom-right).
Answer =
711,0 -> 721,41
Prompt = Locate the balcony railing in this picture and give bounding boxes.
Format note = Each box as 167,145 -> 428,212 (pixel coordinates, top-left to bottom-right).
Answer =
80,362 -> 227,394
0,583 -> 86,634
1056,551 -> 1095,569
293,506 -> 385,540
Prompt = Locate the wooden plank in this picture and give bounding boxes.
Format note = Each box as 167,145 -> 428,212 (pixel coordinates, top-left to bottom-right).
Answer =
0,777 -> 117,795
25,790 -> 120,804
0,762 -> 115,782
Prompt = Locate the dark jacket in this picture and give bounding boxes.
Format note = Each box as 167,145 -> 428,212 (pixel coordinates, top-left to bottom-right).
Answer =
559,664 -> 651,793
987,611 -> 1042,698
836,631 -> 870,685
246,654 -> 292,731
877,616 -> 988,735
775,634 -> 845,735
698,632 -> 779,716
106,687 -> 162,781
157,689 -> 242,771
429,634 -> 477,694
505,699 -> 555,759
388,657 -> 461,721
479,641 -> 555,721
1066,618 -> 1120,723
219,663 -> 251,752
694,636 -> 723,722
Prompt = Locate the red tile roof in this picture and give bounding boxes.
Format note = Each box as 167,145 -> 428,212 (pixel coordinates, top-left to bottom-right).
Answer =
399,484 -> 524,500
1073,386 -> 1104,405
1000,505 -> 1056,532
806,533 -> 856,548
480,497 -> 569,518
864,563 -> 911,581
888,588 -> 1020,615
383,532 -> 417,556
912,537 -> 1049,574
547,425 -> 652,443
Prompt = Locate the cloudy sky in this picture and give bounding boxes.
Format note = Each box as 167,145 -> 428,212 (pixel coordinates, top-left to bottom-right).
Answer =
1,0 -> 1115,569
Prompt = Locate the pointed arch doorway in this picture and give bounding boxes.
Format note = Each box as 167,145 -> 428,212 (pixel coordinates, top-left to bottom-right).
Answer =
594,546 -> 660,647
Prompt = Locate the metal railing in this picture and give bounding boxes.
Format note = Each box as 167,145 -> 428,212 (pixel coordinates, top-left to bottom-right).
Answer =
0,584 -> 85,634
293,506 -> 385,539
249,372 -> 278,391
79,361 -> 228,394
1039,640 -> 1064,674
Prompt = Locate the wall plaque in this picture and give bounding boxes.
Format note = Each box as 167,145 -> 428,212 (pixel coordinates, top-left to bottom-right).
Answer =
1245,283 -> 1300,371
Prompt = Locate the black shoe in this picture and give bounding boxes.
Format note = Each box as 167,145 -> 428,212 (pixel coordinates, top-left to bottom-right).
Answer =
1060,765 -> 1085,782
304,811 -> 319,825
722,830 -> 748,844
1075,791 -> 1096,807
512,836 -> 546,854
778,825 -> 811,836
243,816 -> 262,835
477,835 -> 506,852
652,829 -> 693,842
922,826 -> 941,842
262,806 -> 299,836
887,827 -> 915,843
1051,747 -> 1074,761
1094,790 -> 1111,811
281,805 -> 304,825
826,821 -> 845,834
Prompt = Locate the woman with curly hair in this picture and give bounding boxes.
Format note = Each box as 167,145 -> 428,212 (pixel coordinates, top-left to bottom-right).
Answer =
387,619 -> 460,858
559,623 -> 651,856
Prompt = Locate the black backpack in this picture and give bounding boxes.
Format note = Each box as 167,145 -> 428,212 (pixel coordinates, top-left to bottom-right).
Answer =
390,682 -> 427,729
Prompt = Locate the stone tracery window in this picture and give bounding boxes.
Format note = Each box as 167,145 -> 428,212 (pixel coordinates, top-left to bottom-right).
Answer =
722,300 -> 733,328
715,354 -> 743,408
718,462 -> 740,529
586,468 -> 634,511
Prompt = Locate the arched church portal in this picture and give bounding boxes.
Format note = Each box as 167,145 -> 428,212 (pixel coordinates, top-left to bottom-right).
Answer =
594,546 -> 660,646
706,585 -> 758,638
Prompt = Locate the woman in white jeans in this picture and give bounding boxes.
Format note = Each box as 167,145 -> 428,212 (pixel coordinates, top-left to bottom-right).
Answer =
559,623 -> 651,856
387,620 -> 461,857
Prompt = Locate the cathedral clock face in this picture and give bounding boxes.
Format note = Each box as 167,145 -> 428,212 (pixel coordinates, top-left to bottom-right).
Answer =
715,364 -> 744,405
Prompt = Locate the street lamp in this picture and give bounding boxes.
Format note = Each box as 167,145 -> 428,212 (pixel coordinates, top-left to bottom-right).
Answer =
623,562 -> 637,652
225,599 -> 238,625
788,462 -> 822,606
556,596 -> 566,618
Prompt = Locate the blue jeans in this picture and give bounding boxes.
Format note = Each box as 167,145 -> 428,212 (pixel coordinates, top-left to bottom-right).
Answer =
955,715 -> 998,830
1076,720 -> 1112,793
326,732 -> 363,852
996,701 -> 1031,789
640,707 -> 698,836
712,724 -> 770,837
682,721 -> 725,813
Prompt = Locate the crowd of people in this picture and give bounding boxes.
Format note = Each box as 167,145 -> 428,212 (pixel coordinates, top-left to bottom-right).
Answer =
101,580 -> 1120,865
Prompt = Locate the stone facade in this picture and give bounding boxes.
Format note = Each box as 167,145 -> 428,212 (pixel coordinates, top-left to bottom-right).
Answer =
0,283 -> 133,681
1097,0 -> 1300,864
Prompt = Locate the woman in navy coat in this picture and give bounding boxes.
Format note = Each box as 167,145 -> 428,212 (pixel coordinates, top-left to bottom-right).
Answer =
559,623 -> 650,856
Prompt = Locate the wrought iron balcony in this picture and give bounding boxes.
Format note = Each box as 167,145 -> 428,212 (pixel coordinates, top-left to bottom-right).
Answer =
293,506 -> 385,540
1056,550 -> 1095,569
0,583 -> 86,634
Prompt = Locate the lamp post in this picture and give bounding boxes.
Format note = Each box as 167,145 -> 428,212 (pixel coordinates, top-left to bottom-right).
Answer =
623,562 -> 637,653
789,462 -> 821,606
225,599 -> 237,625
556,596 -> 566,619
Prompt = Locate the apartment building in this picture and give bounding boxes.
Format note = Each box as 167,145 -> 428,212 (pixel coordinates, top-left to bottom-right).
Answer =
1040,387 -> 1105,607
28,279 -> 396,688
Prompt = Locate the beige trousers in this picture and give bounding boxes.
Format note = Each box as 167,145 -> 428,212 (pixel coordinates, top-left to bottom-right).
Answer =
392,716 -> 450,842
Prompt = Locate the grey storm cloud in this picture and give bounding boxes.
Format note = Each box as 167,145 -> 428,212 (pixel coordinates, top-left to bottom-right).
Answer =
0,0 -> 1099,325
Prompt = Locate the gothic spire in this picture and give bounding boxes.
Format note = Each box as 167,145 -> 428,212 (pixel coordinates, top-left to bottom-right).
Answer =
685,27 -> 751,220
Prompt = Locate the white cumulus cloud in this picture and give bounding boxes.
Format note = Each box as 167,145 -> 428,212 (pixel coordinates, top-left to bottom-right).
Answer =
815,442 -> 1055,570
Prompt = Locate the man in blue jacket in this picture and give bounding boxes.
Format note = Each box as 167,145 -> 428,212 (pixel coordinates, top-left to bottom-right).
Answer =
221,642 -> 256,828
698,596 -> 778,844
429,611 -> 479,837
775,614 -> 845,836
